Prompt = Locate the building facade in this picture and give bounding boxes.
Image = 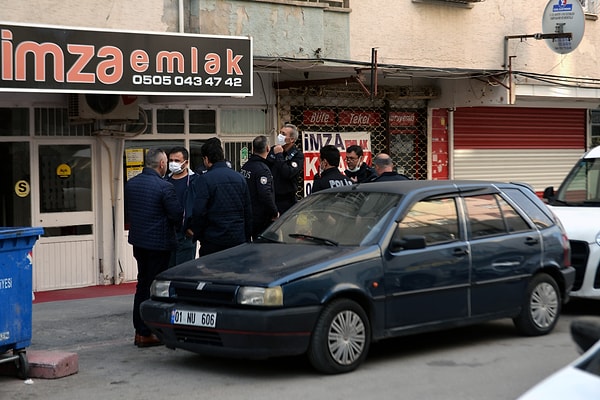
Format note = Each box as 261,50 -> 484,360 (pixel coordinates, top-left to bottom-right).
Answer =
2,0 -> 599,291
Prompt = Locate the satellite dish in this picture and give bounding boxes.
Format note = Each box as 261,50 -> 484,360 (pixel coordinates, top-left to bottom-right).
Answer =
542,0 -> 585,54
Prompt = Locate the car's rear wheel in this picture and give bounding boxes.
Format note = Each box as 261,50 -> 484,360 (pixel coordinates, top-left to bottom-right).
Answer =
308,299 -> 371,374
513,273 -> 561,336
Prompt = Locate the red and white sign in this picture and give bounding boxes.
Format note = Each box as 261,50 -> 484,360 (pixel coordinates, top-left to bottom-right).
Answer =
303,110 -> 336,126
302,131 -> 371,195
389,111 -> 418,127
338,111 -> 380,126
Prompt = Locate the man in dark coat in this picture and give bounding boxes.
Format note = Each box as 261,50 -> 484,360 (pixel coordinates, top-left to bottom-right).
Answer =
344,144 -> 377,183
125,147 -> 183,348
166,146 -> 198,267
312,145 -> 353,193
240,135 -> 279,239
371,153 -> 411,182
267,123 -> 304,214
191,137 -> 252,256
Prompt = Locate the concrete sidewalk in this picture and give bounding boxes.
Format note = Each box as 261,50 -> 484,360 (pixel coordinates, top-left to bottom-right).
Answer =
1,283 -> 137,380
2,293 -> 161,398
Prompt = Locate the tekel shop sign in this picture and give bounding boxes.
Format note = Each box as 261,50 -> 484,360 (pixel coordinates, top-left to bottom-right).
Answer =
0,22 -> 253,96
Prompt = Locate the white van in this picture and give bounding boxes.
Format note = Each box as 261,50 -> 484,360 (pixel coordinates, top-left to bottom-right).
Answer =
544,146 -> 600,299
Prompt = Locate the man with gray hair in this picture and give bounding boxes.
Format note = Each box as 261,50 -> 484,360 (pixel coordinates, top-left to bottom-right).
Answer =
267,123 -> 304,213
125,147 -> 183,347
371,153 -> 410,182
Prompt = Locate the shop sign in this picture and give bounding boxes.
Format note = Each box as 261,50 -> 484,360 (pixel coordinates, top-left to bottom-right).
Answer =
338,111 -> 380,126
0,22 -> 252,96
389,111 -> 418,127
303,110 -> 336,126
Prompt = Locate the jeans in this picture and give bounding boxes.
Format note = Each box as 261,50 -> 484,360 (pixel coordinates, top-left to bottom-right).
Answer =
169,233 -> 197,267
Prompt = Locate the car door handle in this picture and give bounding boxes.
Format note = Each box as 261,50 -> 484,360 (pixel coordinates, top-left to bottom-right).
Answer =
525,237 -> 539,246
453,248 -> 469,257
492,261 -> 520,268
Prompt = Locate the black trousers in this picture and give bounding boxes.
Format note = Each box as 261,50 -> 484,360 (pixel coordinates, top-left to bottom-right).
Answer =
132,246 -> 171,336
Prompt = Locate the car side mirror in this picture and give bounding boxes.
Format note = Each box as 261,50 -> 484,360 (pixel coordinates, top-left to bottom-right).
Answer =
543,186 -> 555,200
390,235 -> 427,252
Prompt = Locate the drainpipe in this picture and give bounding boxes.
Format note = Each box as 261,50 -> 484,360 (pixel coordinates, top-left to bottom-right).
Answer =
448,108 -> 455,180
179,0 -> 184,33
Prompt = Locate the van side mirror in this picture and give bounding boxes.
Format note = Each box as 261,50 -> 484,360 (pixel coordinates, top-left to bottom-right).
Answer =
543,186 -> 555,200
390,235 -> 427,252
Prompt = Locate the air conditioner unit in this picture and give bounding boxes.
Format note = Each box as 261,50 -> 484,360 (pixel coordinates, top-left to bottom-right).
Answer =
68,94 -> 139,120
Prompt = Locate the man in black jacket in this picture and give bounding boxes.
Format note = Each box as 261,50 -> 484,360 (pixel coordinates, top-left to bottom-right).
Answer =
125,148 -> 183,348
166,146 -> 198,267
312,145 -> 353,193
241,135 -> 279,239
267,123 -> 304,214
191,138 -> 252,256
344,144 -> 376,183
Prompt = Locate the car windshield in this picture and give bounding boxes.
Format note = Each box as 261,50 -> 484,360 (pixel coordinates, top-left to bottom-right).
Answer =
261,191 -> 401,246
555,158 -> 600,206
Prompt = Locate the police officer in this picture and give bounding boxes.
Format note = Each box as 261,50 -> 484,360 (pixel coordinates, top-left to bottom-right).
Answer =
241,135 -> 279,239
312,145 -> 353,193
267,123 -> 304,214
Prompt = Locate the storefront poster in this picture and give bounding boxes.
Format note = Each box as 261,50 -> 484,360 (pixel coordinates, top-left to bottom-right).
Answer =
302,131 -> 371,195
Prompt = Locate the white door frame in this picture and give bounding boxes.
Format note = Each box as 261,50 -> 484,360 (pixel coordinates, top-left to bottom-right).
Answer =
31,138 -> 99,291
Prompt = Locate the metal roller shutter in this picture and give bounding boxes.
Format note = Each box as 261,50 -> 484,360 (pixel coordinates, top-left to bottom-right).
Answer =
453,107 -> 586,191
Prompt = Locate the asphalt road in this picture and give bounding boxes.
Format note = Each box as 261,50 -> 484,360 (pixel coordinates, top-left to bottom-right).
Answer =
1,295 -> 598,400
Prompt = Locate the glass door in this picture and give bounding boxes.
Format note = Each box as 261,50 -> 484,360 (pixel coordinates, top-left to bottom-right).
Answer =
34,142 -> 97,290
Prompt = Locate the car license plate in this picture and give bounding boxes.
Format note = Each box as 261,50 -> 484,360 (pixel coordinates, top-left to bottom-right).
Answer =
171,309 -> 217,328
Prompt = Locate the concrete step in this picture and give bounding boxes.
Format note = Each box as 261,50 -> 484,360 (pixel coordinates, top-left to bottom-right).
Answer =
0,350 -> 78,379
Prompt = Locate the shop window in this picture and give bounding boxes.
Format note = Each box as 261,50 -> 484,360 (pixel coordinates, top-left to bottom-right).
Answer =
220,109 -> 266,135
39,144 -> 92,212
190,110 -> 216,133
0,108 -> 29,136
156,109 -> 184,134
34,108 -> 93,137
1,142 -> 31,226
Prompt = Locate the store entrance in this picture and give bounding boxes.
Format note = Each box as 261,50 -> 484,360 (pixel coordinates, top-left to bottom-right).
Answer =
33,142 -> 97,290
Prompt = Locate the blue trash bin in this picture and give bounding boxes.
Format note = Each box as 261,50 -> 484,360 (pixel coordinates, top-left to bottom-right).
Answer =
0,226 -> 43,379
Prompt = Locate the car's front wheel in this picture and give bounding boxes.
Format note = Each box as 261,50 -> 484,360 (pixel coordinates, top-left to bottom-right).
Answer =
513,273 -> 561,336
307,298 -> 371,374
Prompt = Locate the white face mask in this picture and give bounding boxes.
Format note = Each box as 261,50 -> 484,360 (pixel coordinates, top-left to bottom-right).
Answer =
277,134 -> 287,145
168,161 -> 184,174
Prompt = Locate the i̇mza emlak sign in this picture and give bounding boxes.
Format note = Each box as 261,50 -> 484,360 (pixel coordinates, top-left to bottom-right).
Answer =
0,22 -> 253,96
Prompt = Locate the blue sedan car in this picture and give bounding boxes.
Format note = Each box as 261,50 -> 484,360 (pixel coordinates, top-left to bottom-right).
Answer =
141,180 -> 575,374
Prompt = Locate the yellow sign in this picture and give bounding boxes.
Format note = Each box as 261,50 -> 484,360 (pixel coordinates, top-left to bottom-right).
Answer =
56,163 -> 72,178
126,148 -> 145,166
14,180 -> 30,197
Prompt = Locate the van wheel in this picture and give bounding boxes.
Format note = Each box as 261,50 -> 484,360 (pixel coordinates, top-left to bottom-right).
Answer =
308,299 -> 371,374
513,273 -> 561,336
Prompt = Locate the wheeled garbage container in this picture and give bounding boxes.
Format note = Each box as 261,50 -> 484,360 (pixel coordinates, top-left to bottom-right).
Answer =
0,227 -> 43,380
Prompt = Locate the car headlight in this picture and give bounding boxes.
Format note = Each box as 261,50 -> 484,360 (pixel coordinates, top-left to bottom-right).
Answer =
237,286 -> 283,306
150,280 -> 171,298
